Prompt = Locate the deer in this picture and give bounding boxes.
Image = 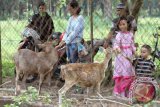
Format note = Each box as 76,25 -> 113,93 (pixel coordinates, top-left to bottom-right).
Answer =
58,46 -> 112,106
13,41 -> 58,95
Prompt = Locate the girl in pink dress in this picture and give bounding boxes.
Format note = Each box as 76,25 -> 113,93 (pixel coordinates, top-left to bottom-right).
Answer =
113,17 -> 136,98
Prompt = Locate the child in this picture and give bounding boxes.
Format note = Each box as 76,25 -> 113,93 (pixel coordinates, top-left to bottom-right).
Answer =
78,39 -> 88,58
133,44 -> 155,78
113,17 -> 136,98
130,44 -> 157,103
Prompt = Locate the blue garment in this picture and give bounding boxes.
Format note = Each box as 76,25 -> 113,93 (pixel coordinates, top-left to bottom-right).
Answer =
63,15 -> 85,63
63,15 -> 84,44
66,43 -> 78,63
78,43 -> 86,52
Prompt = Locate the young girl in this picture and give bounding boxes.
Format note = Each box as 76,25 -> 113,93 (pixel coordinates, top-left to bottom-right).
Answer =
113,17 -> 136,98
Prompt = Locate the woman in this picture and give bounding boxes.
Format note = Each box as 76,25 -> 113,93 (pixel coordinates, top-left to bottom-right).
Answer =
27,1 -> 54,42
56,0 -> 84,63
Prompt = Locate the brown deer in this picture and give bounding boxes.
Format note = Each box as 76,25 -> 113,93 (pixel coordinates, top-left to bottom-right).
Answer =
58,47 -> 112,106
14,42 -> 58,95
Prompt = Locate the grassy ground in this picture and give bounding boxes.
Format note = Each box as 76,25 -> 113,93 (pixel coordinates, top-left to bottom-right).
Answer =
1,16 -> 160,77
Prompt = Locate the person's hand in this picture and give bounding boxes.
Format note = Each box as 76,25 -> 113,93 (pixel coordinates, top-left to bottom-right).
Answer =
55,41 -> 65,49
113,47 -> 121,55
55,41 -> 62,49
116,47 -> 121,53
55,45 -> 60,49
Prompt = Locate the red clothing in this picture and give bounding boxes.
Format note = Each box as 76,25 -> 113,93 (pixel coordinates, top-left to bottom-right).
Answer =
60,32 -> 65,41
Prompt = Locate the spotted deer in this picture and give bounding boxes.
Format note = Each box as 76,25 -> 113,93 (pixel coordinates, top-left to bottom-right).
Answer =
58,47 -> 112,106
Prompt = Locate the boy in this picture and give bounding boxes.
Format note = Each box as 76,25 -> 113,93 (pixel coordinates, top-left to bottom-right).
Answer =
133,44 -> 155,78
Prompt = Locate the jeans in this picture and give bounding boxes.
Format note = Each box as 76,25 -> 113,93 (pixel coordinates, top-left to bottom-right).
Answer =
66,43 -> 78,63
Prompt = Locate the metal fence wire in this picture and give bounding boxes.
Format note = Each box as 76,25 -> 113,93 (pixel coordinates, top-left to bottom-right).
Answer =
0,0 -> 160,78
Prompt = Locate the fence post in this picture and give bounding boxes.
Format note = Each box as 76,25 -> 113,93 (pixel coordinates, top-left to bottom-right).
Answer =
89,0 -> 93,63
0,23 -> 2,85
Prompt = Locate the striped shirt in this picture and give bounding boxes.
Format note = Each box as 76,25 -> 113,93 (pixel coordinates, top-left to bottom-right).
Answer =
133,56 -> 155,78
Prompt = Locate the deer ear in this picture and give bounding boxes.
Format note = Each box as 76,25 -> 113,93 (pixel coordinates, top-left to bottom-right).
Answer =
99,46 -> 112,54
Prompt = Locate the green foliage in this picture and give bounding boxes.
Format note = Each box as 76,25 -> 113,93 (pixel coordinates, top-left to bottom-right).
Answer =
41,93 -> 52,104
2,61 -> 15,77
154,61 -> 160,80
156,87 -> 160,99
56,0 -> 67,10
4,103 -> 18,107
4,86 -> 52,107
61,95 -> 72,107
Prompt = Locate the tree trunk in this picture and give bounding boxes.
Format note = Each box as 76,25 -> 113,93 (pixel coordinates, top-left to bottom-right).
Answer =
31,0 -> 41,14
53,0 -> 57,16
121,0 -> 130,15
19,2 -> 24,20
130,0 -> 143,21
102,0 -> 112,20
82,0 -> 88,16
0,0 -> 4,19
148,0 -> 152,16
79,0 -> 84,6
0,24 -> 2,85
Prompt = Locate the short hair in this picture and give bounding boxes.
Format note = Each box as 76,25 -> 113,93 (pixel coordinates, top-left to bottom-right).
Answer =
38,1 -> 46,8
141,44 -> 152,53
116,3 -> 125,9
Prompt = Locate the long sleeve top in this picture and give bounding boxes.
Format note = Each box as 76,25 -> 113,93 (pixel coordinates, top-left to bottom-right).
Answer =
133,56 -> 155,78
29,12 -> 54,41
114,31 -> 136,57
63,15 -> 84,44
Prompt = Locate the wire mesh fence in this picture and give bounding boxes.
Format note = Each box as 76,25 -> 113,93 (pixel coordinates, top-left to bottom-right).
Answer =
0,0 -> 160,78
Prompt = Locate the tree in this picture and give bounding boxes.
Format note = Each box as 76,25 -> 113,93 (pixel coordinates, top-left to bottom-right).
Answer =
99,0 -> 112,20
115,0 -> 144,20
30,0 -> 41,14
0,0 -> 5,20
130,0 -> 143,20
0,25 -> 2,85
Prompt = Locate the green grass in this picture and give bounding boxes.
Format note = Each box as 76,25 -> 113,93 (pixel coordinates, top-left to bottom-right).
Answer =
2,61 -> 15,77
1,16 -> 160,77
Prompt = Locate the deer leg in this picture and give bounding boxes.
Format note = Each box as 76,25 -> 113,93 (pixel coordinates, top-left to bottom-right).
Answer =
59,81 -> 76,95
15,67 -> 20,95
45,68 -> 53,87
53,79 -> 60,89
96,82 -> 101,94
46,72 -> 52,87
87,87 -> 89,97
38,74 -> 45,95
22,73 -> 28,90
58,81 -> 76,107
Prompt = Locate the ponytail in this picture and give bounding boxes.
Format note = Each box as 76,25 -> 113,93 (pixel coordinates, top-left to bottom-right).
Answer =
76,7 -> 81,15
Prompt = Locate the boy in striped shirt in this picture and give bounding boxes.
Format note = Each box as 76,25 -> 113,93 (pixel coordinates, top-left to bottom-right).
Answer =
133,44 -> 155,78
129,45 -> 159,103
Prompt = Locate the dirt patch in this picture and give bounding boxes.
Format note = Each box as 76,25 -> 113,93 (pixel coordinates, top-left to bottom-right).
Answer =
0,77 -> 160,107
